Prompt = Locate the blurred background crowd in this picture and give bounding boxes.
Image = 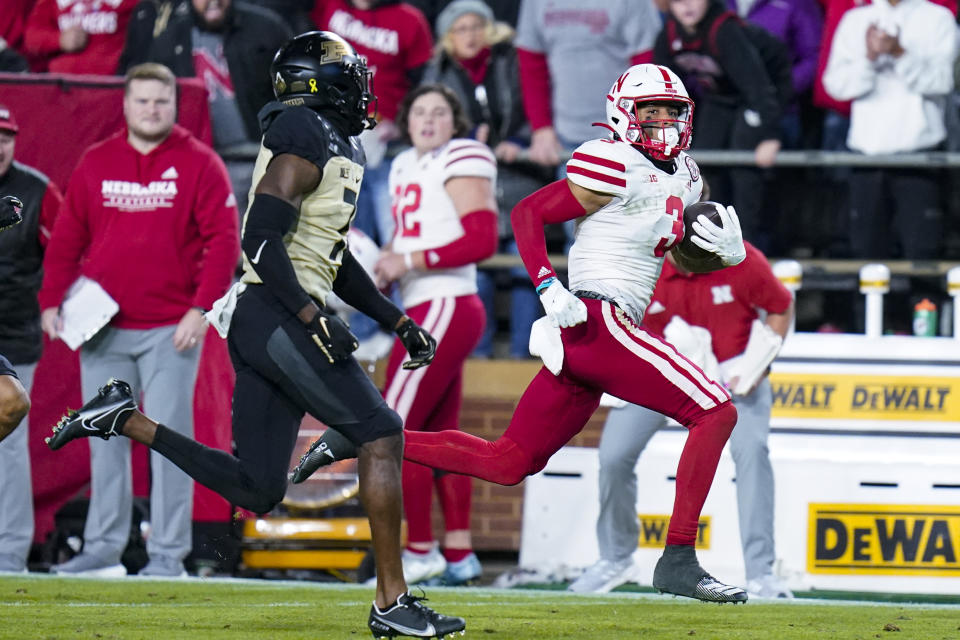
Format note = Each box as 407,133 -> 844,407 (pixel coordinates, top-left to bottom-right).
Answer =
2,0 -> 959,341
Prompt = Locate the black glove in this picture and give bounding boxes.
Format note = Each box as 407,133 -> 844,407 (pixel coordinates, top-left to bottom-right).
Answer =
396,317 -> 437,370
0,195 -> 23,232
305,308 -> 358,364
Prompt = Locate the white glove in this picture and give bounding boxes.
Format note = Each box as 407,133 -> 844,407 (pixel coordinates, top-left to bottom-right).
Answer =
690,204 -> 746,266
539,279 -> 587,328
528,316 -> 564,375
205,281 -> 246,339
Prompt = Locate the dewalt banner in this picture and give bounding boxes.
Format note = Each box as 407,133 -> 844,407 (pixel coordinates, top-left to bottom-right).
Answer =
808,504 -> 960,576
637,515 -> 711,550
770,372 -> 959,422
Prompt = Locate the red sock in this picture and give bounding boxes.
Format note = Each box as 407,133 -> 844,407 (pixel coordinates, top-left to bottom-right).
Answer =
402,460 -> 434,546
442,547 -> 472,563
437,471 -> 471,533
403,430 -> 532,486
666,402 -> 737,546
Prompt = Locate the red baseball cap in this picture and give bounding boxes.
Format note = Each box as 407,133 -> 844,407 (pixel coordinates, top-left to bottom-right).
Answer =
0,105 -> 18,134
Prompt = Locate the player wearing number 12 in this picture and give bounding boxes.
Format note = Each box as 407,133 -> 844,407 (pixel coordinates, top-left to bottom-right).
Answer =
295,63 -> 750,603
373,84 -> 498,585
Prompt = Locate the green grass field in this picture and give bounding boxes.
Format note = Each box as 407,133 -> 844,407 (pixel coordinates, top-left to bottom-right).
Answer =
2,574 -> 959,640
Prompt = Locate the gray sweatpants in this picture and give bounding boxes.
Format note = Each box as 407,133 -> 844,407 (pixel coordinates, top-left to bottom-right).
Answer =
597,378 -> 775,581
80,326 -> 200,565
0,362 -> 36,567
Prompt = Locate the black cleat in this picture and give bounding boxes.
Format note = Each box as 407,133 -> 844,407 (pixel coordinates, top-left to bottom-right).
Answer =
653,544 -> 747,603
46,378 -> 136,451
368,592 -> 465,639
289,428 -> 358,484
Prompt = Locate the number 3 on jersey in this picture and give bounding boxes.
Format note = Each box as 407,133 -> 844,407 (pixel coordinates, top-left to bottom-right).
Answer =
654,195 -> 684,257
392,183 -> 422,237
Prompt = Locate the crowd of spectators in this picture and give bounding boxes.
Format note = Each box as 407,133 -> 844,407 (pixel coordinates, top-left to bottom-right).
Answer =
1,0 -> 957,266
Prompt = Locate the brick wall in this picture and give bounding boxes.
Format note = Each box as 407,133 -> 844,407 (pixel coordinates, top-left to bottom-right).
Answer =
427,360 -> 610,552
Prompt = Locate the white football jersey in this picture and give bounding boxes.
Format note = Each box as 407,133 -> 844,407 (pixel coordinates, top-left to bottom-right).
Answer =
389,138 -> 497,308
565,138 -> 703,324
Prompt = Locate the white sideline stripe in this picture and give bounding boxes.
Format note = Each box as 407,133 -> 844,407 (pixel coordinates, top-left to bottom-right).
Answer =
601,303 -> 721,410
2,576 -> 958,610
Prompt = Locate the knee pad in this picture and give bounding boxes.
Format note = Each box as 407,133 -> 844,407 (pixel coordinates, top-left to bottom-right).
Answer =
349,404 -> 403,446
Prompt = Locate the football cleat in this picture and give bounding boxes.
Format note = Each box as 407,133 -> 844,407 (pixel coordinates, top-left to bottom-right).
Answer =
46,378 -> 136,451
289,427 -> 357,483
653,544 -> 747,603
368,592 -> 465,639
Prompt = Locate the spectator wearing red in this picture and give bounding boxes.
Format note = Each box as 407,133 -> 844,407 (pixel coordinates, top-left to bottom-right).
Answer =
311,0 -> 434,245
0,0 -> 34,53
23,0 -> 136,74
39,63 -> 239,578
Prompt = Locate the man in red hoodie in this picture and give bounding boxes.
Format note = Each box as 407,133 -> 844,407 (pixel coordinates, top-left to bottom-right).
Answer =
38,63 -> 240,577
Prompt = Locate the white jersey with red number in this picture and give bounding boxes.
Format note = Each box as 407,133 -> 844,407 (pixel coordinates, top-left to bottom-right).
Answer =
389,138 -> 497,308
565,138 -> 703,324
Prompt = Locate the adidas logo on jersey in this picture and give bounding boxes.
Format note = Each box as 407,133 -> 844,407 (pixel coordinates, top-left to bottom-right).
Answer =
161,166 -> 178,179
537,266 -> 552,279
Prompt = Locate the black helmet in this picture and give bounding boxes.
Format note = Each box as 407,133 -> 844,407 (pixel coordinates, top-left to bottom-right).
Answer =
270,31 -> 377,133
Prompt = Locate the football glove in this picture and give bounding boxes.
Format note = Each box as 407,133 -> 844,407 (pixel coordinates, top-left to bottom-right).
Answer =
690,204 -> 746,266
396,317 -> 437,370
539,279 -> 587,328
0,195 -> 23,232
306,308 -> 358,364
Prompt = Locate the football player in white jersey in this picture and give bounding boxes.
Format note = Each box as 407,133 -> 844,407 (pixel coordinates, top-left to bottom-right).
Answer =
372,85 -> 498,586
293,64 -> 749,604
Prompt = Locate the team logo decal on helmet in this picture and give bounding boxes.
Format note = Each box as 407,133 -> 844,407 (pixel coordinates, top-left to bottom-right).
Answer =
594,64 -> 694,161
270,31 -> 377,134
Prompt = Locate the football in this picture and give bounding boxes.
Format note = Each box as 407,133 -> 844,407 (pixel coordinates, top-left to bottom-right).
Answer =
675,200 -> 725,272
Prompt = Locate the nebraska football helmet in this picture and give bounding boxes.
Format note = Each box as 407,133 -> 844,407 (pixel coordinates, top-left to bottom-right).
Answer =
599,64 -> 694,161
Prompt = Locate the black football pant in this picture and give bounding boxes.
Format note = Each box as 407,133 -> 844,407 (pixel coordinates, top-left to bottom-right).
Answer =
150,284 -> 401,514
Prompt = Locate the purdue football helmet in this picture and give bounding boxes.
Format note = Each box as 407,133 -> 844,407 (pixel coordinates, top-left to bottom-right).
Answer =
271,31 -> 377,134
599,64 -> 694,161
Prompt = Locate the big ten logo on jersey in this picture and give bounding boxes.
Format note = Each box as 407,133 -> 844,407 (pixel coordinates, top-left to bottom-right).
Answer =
808,504 -> 960,576
392,183 -> 422,237
637,514 -> 711,549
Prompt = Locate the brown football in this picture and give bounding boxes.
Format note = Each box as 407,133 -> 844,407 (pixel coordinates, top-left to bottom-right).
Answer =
676,200 -> 725,272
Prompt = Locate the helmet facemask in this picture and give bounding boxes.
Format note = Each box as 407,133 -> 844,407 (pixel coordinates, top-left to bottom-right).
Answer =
616,96 -> 693,161
597,64 -> 695,161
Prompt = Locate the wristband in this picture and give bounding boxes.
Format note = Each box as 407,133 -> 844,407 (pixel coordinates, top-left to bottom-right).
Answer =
536,277 -> 557,294
404,253 -> 414,270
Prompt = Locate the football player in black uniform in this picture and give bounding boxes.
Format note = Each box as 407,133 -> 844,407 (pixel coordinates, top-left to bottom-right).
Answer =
45,32 -> 466,639
0,196 -> 30,444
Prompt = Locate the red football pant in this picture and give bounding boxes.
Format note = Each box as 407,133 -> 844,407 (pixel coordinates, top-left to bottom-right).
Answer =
404,298 -> 737,546
384,294 -> 485,546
